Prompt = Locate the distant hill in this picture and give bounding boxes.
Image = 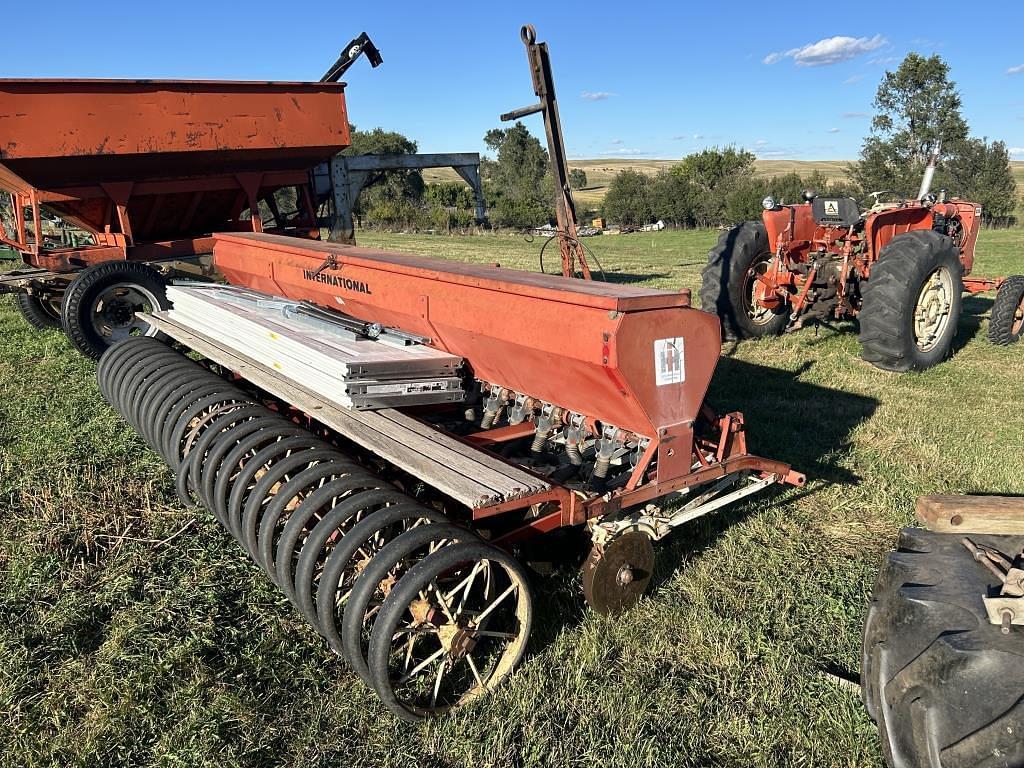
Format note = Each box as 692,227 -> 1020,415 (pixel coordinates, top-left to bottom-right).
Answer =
424,159 -> 1024,211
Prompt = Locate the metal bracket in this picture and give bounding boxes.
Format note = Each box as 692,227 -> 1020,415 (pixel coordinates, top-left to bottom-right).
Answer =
962,537 -> 1024,634
591,471 -> 776,543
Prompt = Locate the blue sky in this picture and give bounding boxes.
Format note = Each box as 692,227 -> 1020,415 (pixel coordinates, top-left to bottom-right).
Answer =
4,1 -> 1023,161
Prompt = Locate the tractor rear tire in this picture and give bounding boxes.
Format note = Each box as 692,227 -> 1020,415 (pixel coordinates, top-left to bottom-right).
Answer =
988,275 -> 1024,346
61,261 -> 169,359
859,231 -> 963,372
700,221 -> 788,340
15,292 -> 63,330
861,528 -> 1024,768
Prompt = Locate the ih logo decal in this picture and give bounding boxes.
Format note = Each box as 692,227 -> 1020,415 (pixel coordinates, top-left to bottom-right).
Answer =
823,200 -> 840,217
654,337 -> 685,386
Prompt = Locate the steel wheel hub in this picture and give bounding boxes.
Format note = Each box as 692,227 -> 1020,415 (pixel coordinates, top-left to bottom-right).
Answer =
744,258 -> 781,325
92,282 -> 161,341
913,267 -> 953,351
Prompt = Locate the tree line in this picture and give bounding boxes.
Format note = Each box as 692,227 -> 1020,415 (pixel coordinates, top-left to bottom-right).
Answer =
350,51 -> 1018,232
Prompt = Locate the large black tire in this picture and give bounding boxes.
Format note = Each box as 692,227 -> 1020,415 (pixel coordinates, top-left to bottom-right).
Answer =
61,261 -> 169,359
988,275 -> 1024,346
700,221 -> 788,340
14,292 -> 63,330
859,231 -> 964,372
862,528 -> 1024,768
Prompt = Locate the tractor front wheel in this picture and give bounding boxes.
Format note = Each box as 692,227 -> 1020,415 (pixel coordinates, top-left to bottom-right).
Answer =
859,230 -> 963,372
700,221 -> 789,340
61,261 -> 170,359
988,275 -> 1024,346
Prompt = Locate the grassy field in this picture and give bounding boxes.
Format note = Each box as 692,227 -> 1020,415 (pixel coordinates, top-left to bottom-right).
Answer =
2,229 -> 1024,767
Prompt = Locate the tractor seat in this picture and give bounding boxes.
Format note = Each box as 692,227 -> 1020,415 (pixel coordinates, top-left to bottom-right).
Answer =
811,197 -> 861,227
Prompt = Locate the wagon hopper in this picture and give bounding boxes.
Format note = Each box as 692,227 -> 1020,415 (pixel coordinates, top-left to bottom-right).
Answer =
97,231 -> 805,721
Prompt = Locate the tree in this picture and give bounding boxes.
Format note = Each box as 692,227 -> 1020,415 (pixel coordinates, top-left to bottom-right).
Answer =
850,54 -> 969,196
480,122 -> 553,228
943,138 -> 1018,222
568,168 -> 588,190
676,147 -> 756,193
424,182 -> 477,230
649,169 -> 699,227
603,169 -> 654,226
672,147 -> 756,227
342,125 -> 424,226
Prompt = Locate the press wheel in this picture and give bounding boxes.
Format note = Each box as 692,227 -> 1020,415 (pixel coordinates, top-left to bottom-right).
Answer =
581,530 -> 654,615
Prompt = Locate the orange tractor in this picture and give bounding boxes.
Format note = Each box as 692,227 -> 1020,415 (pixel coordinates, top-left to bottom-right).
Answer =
701,157 -> 1024,371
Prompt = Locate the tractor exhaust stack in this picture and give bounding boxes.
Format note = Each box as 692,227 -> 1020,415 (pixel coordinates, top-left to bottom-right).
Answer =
917,142 -> 942,201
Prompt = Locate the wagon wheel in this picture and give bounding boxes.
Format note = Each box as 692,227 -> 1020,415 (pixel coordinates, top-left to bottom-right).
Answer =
368,541 -> 533,722
15,292 -> 63,330
61,261 -> 170,359
581,530 -> 654,616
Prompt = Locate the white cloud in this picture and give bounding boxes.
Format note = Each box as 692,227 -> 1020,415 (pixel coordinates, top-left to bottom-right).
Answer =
1008,64 -> 1024,75
1009,147 -> 1024,156
693,133 -> 703,140
826,127 -> 840,133
581,90 -> 615,101
603,148 -> 648,155
669,135 -> 687,140
755,139 -> 769,146
841,111 -> 870,118
610,138 -> 623,145
764,35 -> 887,67
843,74 -> 864,84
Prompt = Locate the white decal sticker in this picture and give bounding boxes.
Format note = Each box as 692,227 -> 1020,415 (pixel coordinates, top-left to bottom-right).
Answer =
823,200 -> 840,216
654,337 -> 685,386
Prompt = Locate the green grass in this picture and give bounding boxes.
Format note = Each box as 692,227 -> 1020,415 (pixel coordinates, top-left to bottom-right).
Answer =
1,229 -> 1023,767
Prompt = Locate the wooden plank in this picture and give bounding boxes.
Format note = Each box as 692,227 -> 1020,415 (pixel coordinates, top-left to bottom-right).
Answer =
378,409 -> 550,493
368,411 -> 542,500
916,495 -> 1024,534
147,314 -> 513,508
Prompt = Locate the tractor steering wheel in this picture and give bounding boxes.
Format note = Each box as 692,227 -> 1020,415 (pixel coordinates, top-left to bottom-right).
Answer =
866,190 -> 901,205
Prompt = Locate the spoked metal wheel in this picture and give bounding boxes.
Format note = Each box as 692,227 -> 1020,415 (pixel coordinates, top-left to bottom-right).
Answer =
912,266 -> 954,352
340,523 -> 466,685
91,281 -> 163,342
368,541 -> 533,722
314,504 -> 447,652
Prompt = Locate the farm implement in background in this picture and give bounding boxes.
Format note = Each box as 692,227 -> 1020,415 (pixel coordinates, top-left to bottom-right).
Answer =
501,24 -> 594,280
0,32 -> 386,358
702,149 -> 1024,371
